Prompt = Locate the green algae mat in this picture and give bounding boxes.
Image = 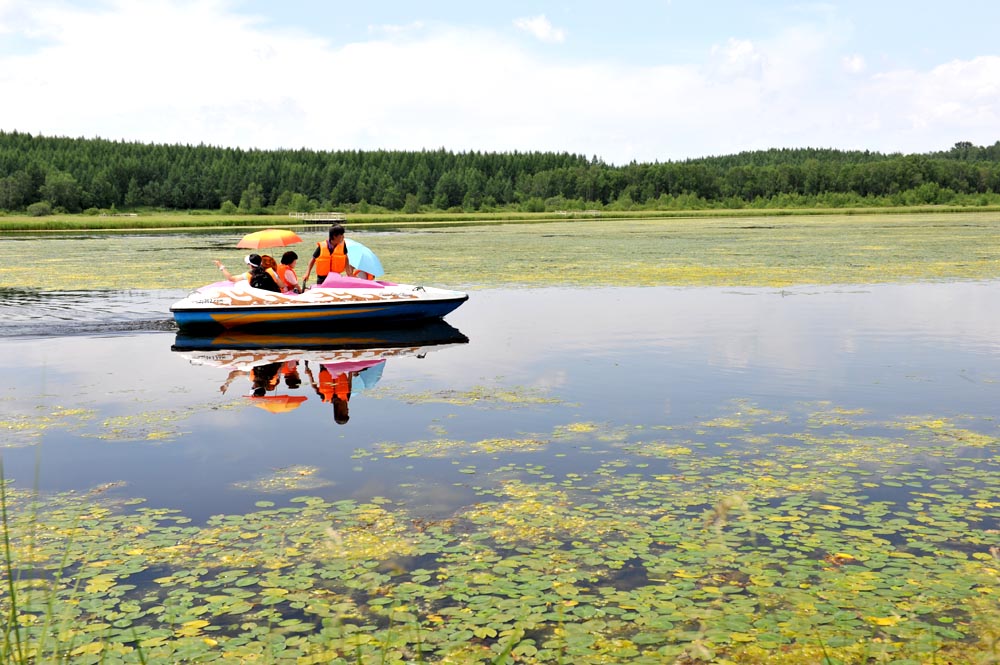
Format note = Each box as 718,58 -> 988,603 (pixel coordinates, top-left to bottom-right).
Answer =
1,211 -> 999,291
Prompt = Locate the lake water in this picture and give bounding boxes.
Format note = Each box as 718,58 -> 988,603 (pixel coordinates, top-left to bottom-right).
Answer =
1,273 -> 998,660
3,283 -> 997,506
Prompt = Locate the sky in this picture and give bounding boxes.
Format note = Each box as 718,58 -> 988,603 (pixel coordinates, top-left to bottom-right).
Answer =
1,0 -> 998,164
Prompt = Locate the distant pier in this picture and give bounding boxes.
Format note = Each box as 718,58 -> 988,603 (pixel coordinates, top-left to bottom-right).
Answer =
288,212 -> 346,222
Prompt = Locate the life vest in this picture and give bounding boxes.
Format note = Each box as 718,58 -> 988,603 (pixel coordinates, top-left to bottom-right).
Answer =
351,269 -> 375,280
276,264 -> 297,291
314,241 -> 347,277
318,368 -> 351,403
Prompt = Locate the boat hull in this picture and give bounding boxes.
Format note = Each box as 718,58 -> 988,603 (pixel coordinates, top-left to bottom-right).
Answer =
170,281 -> 468,331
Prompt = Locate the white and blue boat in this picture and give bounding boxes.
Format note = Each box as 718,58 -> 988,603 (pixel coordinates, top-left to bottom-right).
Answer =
170,275 -> 468,331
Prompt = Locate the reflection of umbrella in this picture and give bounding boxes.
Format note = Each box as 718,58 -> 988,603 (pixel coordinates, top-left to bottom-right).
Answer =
320,359 -> 386,392
237,229 -> 303,249
353,362 -> 384,391
345,238 -> 384,277
245,394 -> 307,413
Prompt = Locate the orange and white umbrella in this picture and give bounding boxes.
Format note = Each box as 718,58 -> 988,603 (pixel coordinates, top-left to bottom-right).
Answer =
237,228 -> 302,249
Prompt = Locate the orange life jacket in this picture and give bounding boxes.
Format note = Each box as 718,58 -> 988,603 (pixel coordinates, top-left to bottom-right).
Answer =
276,264 -> 296,291
351,269 -> 375,280
314,241 -> 347,277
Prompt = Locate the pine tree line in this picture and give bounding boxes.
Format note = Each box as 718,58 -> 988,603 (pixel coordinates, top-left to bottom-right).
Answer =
2,131 -> 999,215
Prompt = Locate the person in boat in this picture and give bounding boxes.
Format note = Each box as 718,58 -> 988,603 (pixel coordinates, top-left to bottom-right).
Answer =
277,251 -> 302,294
245,254 -> 281,292
303,224 -> 357,286
260,255 -> 286,291
304,360 -> 352,425
214,254 -> 281,292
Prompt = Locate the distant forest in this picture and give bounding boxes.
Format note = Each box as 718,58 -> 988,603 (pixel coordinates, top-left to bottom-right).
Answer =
2,131 -> 1000,216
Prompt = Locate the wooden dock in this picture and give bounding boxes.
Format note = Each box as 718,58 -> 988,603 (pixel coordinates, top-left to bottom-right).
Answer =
288,212 -> 346,222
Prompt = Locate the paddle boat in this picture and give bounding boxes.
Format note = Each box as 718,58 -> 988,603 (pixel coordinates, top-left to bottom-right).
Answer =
170,274 -> 468,331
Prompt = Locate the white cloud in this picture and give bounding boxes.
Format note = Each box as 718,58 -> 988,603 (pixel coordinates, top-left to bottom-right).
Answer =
709,38 -> 764,79
513,14 -> 566,44
368,21 -> 425,36
0,0 -> 996,164
842,53 -> 866,73
865,56 -> 1000,141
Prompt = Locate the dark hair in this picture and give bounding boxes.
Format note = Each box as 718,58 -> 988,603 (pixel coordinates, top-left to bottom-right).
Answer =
251,363 -> 281,390
333,397 -> 350,424
328,224 -> 345,239
246,253 -> 262,267
281,251 -> 298,265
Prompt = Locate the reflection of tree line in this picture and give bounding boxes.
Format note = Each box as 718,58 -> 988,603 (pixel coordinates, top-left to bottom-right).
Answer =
220,360 -> 382,425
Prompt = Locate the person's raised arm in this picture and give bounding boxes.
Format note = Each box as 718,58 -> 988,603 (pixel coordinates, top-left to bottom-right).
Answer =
214,259 -> 238,282
303,256 -> 317,283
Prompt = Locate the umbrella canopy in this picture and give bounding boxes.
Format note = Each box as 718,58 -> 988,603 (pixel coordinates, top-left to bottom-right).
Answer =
245,394 -> 307,413
237,229 -> 303,249
345,238 -> 385,277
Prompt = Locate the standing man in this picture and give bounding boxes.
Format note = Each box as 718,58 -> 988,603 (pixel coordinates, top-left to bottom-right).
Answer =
303,224 -> 355,286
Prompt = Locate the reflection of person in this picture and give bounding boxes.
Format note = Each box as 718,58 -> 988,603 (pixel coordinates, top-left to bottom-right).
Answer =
303,224 -> 355,286
276,251 -> 302,294
219,361 -> 282,396
250,362 -> 282,396
304,360 -> 352,425
281,360 -> 301,388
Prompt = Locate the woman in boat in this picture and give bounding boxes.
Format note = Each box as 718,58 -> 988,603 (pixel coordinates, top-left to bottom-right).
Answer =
277,251 -> 302,294
249,254 -> 281,292
213,254 -> 281,292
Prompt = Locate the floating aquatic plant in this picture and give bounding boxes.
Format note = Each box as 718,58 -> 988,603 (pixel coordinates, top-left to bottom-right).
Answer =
2,400 -> 999,662
6,212 -> 1000,291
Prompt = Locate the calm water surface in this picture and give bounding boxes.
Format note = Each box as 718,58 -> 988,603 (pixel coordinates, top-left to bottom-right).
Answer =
1,281 -> 997,519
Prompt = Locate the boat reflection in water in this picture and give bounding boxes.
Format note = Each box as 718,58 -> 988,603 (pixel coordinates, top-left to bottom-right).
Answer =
172,321 -> 469,424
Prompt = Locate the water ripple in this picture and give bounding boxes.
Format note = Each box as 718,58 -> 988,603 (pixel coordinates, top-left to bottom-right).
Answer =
0,287 -> 182,337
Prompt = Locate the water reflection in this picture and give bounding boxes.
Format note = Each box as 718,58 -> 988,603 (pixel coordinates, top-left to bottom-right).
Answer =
171,321 -> 469,424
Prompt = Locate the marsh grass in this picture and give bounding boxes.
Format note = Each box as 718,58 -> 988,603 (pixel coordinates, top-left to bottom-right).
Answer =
3,204 -> 1000,233
1,211 -> 999,291
0,464 -> 87,664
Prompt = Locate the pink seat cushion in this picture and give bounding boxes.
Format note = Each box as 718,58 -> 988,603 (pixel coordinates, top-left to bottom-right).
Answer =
315,274 -> 386,289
